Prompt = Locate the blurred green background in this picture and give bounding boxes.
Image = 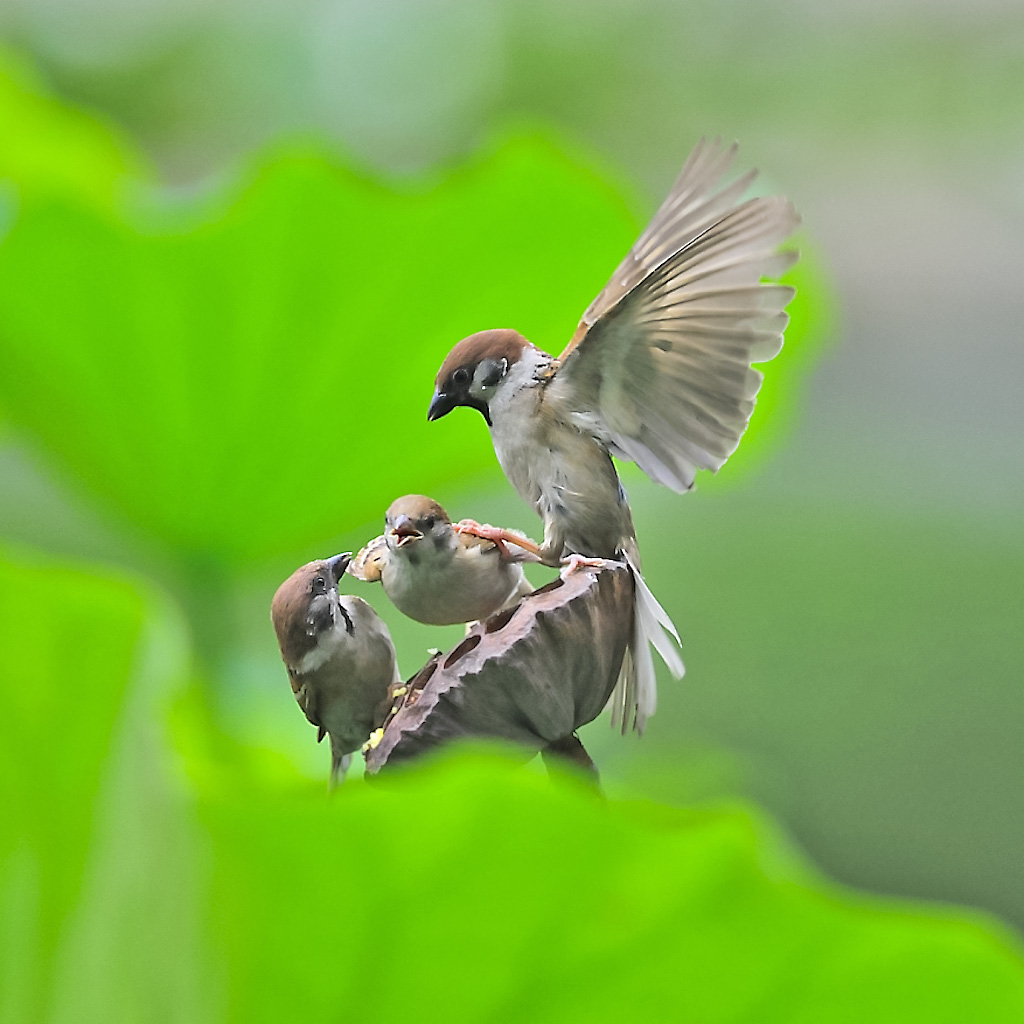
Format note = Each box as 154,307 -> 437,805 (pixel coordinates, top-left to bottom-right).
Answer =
1,0 -> 1023,1020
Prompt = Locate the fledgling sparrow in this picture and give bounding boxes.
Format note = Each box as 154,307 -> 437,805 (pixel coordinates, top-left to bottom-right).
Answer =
348,494 -> 534,626
427,138 -> 799,732
271,552 -> 399,785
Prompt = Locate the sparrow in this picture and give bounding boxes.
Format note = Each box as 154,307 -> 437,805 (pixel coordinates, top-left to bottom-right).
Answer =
348,494 -> 534,626
427,138 -> 799,732
271,552 -> 399,785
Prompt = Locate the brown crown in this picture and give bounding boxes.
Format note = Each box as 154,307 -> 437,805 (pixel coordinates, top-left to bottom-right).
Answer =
435,329 -> 529,387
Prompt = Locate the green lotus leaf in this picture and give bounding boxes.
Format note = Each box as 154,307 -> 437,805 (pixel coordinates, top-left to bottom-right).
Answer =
0,49 -> 139,211
4,551 -> 1022,1023
205,751 -> 1024,1024
0,136 -> 638,565
0,550 -> 203,1023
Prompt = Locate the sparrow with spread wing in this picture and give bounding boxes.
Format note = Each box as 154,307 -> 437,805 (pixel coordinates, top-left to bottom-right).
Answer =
349,494 -> 534,626
426,138 -> 799,732
271,552 -> 399,785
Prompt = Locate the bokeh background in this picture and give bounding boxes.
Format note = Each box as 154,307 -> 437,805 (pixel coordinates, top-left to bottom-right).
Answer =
1,0 -> 1023,1019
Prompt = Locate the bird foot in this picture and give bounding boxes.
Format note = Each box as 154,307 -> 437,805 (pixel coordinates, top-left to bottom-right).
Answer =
455,519 -> 543,560
454,518 -> 510,556
559,553 -> 607,578
455,518 -> 502,541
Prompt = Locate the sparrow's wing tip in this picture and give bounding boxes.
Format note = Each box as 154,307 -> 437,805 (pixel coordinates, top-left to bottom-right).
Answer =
349,535 -> 387,582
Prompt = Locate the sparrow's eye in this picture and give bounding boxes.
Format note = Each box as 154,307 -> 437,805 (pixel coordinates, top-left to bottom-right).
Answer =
452,367 -> 471,386
312,575 -> 327,594
423,515 -> 437,530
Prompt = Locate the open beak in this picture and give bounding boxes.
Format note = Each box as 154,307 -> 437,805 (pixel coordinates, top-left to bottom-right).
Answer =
326,552 -> 352,583
389,515 -> 422,547
427,389 -> 455,421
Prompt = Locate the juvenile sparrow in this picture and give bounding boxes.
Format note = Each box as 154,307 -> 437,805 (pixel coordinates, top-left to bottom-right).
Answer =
348,494 -> 534,626
271,552 -> 399,785
427,138 -> 799,732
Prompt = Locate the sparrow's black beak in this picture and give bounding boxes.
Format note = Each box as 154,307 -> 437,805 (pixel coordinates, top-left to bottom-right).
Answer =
427,389 -> 454,421
326,552 -> 352,583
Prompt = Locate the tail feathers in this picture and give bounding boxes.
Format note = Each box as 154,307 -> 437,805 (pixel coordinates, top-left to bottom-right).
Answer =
609,554 -> 684,734
329,741 -> 353,790
629,554 -> 684,679
608,647 -> 633,734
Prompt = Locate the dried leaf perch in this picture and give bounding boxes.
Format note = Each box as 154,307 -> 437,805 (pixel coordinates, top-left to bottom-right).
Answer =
364,560 -> 633,782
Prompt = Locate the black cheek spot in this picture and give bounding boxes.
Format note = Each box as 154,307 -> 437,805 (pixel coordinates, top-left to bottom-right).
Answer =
480,363 -> 504,389
339,607 -> 354,635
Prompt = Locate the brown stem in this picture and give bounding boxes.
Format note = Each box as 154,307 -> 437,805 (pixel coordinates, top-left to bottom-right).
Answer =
542,734 -> 602,792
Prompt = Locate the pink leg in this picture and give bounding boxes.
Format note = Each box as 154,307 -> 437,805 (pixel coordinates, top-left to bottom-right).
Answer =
455,519 -> 543,559
560,553 -> 607,577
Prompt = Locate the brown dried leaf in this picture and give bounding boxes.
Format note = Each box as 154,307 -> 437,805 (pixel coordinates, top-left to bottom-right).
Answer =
365,560 -> 633,775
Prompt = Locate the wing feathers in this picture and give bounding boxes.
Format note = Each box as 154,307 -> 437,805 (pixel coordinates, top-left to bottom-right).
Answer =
641,284 -> 796,317
553,138 -> 799,493
349,535 -> 388,583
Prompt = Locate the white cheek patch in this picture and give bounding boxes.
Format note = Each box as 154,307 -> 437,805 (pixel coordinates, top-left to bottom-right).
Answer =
487,347 -> 549,418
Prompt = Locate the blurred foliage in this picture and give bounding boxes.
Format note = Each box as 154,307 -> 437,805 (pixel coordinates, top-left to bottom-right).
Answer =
3,0 -> 1020,180
0,47 -> 138,211
583,485 -> 1024,928
0,129 -> 641,564
0,554 -> 143,1022
0,550 -> 206,1023
211,761 -> 1024,1024
0,53 -> 821,565
1,31 -> 1023,1023
3,550 -> 1024,1023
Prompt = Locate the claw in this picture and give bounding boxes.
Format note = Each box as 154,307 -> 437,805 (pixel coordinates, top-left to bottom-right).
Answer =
454,518 -> 501,541
455,519 -> 508,555
560,553 -> 606,577
456,519 -> 543,560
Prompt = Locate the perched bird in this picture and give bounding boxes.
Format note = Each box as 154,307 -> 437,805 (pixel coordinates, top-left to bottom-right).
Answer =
349,493 -> 534,626
271,552 -> 399,785
427,138 -> 799,732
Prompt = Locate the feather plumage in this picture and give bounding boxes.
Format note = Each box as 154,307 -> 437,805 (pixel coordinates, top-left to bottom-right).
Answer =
430,137 -> 799,734
552,137 -> 800,494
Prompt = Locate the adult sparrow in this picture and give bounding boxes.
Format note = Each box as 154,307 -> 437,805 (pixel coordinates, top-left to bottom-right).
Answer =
271,552 -> 399,785
427,138 -> 799,732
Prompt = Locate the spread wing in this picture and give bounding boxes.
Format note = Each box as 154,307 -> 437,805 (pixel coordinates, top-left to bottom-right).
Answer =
550,138 -> 800,492
348,534 -> 388,583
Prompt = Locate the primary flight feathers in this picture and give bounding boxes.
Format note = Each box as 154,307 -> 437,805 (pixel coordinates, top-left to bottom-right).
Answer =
552,137 -> 800,493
